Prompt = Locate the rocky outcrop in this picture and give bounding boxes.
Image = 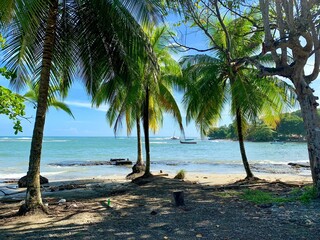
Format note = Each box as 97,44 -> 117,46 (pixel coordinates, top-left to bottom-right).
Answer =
18,175 -> 49,188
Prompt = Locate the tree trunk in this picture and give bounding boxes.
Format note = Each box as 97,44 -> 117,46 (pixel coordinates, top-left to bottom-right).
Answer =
143,86 -> 152,177
131,117 -> 145,174
20,0 -> 58,214
295,77 -> 320,194
136,117 -> 144,166
235,108 -> 254,179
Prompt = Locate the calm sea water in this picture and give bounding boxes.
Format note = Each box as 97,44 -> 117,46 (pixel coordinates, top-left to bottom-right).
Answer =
0,136 -> 311,182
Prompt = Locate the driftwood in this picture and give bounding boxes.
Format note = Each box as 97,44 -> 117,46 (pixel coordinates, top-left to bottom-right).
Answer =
202,180 -> 305,191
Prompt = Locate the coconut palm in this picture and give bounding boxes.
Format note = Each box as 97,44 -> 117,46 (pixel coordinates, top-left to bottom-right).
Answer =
181,16 -> 295,179
94,25 -> 184,177
24,80 -> 74,118
0,0 -> 163,213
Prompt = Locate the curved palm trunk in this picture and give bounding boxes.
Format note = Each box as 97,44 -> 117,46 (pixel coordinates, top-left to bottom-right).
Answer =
235,108 -> 254,179
143,86 -> 152,177
20,0 -> 58,214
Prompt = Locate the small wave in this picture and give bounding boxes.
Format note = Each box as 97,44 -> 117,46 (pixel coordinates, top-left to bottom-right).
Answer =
150,142 -> 168,144
41,171 -> 66,176
0,173 -> 25,179
253,160 -> 309,165
0,137 -> 32,142
43,140 -> 70,143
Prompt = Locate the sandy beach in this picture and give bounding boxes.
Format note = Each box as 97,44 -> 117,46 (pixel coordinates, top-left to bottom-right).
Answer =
0,171 -> 318,240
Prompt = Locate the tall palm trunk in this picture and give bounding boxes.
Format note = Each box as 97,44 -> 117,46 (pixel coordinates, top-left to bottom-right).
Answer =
295,75 -> 320,195
20,0 -> 59,214
235,108 -> 254,179
143,86 -> 151,177
136,117 -> 144,166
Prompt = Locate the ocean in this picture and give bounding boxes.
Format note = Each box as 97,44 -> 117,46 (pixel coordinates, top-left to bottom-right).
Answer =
0,136 -> 311,182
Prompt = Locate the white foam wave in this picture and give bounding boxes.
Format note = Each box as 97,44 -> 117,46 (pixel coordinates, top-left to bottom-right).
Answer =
150,142 -> 168,144
43,140 -> 70,143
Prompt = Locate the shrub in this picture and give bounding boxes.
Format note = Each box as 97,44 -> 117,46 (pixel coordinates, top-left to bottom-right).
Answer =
174,170 -> 186,180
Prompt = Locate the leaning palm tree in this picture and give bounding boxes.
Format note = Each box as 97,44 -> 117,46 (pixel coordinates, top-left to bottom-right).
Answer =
0,0 -> 163,214
94,25 -> 184,177
181,16 -> 295,179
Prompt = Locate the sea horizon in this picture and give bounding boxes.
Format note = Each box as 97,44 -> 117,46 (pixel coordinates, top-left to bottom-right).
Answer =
0,136 -> 311,183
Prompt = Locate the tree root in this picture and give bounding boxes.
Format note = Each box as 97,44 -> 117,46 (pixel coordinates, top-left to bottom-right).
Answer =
17,203 -> 49,216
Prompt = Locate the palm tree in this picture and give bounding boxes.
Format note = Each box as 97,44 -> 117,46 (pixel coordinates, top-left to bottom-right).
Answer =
0,0 -> 164,213
94,25 -> 184,177
24,80 -> 74,118
181,16 -> 295,179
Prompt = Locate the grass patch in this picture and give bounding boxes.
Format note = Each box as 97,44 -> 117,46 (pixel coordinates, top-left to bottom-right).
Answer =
241,186 -> 318,205
174,170 -> 186,180
290,186 -> 318,204
241,189 -> 289,204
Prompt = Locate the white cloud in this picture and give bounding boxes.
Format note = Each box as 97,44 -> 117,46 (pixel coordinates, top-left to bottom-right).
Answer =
64,100 -> 109,112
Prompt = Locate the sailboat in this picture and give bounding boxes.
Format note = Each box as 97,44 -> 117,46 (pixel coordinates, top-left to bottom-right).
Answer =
170,131 -> 179,140
180,139 -> 197,144
180,133 -> 197,144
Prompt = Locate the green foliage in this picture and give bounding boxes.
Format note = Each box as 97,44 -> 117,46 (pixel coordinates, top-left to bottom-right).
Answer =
174,169 -> 186,179
242,186 -> 318,205
24,80 -> 74,118
0,33 -> 25,134
241,189 -> 289,204
277,113 -> 305,136
290,186 -> 318,204
208,109 -> 309,142
0,86 -> 25,134
207,123 -> 239,140
246,123 -> 275,142
208,126 -> 229,139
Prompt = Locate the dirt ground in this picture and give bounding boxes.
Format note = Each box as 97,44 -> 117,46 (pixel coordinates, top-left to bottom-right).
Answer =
0,176 -> 319,240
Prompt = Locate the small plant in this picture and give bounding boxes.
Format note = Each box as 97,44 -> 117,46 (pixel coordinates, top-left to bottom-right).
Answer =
174,170 -> 186,180
291,186 -> 318,204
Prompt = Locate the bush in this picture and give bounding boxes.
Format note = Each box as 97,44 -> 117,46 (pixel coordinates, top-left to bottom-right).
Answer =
174,170 -> 186,180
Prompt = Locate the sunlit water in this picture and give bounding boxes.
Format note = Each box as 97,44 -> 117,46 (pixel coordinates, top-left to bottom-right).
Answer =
0,136 -> 310,182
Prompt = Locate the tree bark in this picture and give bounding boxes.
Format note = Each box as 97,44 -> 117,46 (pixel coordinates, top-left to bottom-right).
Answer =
136,116 -> 144,166
21,0 -> 58,214
294,76 -> 320,194
235,108 -> 254,179
143,86 -> 152,177
131,116 -> 145,174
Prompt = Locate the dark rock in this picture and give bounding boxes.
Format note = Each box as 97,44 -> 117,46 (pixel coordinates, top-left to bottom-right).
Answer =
18,175 -> 49,188
150,210 -> 157,215
288,162 -> 310,168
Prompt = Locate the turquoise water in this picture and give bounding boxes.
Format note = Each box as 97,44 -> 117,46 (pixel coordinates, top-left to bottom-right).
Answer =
0,136 -> 310,181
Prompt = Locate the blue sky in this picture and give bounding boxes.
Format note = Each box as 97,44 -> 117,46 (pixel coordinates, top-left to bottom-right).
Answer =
0,14 -> 234,137
0,75 -> 233,137
1,13 -> 320,137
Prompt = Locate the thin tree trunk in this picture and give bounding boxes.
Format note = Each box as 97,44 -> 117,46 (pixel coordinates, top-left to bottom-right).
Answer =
20,0 -> 58,214
235,108 -> 254,179
129,116 -> 145,175
136,117 -> 144,166
143,86 -> 151,177
295,77 -> 320,194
